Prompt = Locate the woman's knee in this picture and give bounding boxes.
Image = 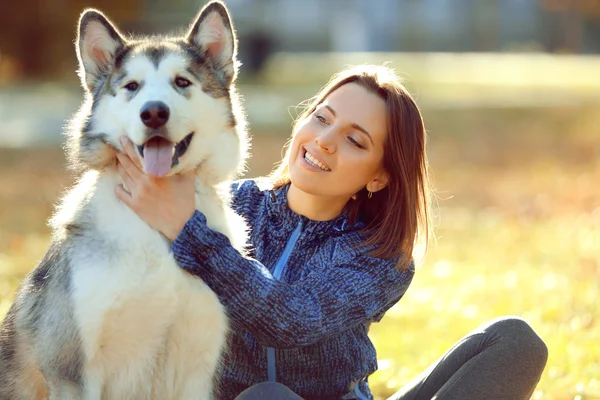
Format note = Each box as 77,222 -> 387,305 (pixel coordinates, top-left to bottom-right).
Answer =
486,316 -> 549,369
235,382 -> 303,400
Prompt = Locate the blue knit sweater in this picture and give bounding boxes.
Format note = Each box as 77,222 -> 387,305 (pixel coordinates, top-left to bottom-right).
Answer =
171,179 -> 414,399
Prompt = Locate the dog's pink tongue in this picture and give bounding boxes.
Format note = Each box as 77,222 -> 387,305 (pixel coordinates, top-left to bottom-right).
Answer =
143,137 -> 174,177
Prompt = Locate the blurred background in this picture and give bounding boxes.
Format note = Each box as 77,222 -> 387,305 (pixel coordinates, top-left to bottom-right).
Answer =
0,0 -> 599,398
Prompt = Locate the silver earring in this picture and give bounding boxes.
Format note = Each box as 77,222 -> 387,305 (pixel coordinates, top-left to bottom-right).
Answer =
368,191 -> 373,199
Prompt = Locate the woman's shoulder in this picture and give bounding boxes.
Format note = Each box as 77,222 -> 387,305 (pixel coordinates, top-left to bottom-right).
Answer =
230,177 -> 272,198
228,177 -> 272,213
331,229 -> 415,279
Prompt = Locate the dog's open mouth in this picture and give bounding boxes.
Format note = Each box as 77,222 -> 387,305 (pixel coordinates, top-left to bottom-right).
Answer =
136,133 -> 194,177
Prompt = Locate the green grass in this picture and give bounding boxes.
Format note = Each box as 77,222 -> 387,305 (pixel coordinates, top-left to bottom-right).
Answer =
1,106 -> 599,399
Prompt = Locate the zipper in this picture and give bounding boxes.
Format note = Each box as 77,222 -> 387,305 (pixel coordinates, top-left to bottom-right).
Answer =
266,219 -> 303,382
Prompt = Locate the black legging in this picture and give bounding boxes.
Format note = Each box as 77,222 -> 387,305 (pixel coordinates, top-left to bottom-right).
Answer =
235,316 -> 548,400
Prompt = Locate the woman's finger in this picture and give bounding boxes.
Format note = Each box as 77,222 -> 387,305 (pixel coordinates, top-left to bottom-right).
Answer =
120,136 -> 144,171
115,183 -> 135,209
116,150 -> 144,181
116,157 -> 136,191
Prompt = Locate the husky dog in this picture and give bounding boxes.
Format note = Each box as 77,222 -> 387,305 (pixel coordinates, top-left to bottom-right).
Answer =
0,1 -> 249,398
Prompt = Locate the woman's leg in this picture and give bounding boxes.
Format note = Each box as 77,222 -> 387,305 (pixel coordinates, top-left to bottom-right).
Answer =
234,382 -> 303,400
389,316 -> 548,400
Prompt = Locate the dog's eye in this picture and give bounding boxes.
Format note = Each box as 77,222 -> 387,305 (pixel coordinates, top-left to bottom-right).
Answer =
124,81 -> 139,91
175,77 -> 192,88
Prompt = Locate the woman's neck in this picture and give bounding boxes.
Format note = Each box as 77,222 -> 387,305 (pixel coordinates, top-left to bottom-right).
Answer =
286,183 -> 349,222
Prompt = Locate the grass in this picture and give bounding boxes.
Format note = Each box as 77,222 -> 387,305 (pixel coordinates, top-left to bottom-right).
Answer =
0,105 -> 598,399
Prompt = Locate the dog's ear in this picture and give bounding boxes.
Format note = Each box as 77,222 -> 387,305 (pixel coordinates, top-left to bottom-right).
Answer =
187,1 -> 238,85
76,9 -> 126,91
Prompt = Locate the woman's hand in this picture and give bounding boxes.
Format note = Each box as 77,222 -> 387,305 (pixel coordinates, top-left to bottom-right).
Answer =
115,136 -> 196,242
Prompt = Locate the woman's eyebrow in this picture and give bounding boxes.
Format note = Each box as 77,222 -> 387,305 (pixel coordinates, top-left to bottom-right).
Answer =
324,105 -> 374,145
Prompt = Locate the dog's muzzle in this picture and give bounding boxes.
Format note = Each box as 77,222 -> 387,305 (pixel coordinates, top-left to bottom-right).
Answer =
136,132 -> 194,177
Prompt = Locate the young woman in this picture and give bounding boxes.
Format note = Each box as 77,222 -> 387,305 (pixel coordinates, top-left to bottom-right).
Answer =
115,65 -> 548,400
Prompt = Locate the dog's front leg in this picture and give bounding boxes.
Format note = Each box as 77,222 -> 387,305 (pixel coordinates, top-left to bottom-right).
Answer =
83,382 -> 102,400
46,380 -> 85,400
77,367 -> 105,400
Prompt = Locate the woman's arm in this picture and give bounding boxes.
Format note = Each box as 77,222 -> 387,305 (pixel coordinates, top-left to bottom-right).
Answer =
172,211 -> 414,349
114,137 -> 413,348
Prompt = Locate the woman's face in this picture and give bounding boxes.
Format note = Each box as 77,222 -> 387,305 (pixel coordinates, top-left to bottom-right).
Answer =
288,82 -> 388,200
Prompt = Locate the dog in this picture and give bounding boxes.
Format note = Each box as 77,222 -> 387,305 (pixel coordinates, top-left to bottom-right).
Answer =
0,1 -> 249,398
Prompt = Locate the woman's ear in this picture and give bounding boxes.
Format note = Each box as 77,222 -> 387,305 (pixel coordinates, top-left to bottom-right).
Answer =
367,170 -> 390,193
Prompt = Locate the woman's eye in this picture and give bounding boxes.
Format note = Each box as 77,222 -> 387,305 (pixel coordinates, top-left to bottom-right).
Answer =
124,81 -> 139,91
175,77 -> 192,88
347,136 -> 365,149
315,114 -> 327,124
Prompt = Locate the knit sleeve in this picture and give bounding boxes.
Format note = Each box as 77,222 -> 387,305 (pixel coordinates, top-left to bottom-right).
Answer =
171,211 -> 414,349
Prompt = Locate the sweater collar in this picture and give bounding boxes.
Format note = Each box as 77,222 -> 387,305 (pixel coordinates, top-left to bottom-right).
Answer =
266,184 -> 365,240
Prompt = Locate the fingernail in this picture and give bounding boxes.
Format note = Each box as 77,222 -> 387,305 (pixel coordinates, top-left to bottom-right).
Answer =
120,136 -> 127,145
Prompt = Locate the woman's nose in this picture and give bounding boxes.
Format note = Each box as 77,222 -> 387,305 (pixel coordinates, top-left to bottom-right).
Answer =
315,129 -> 336,153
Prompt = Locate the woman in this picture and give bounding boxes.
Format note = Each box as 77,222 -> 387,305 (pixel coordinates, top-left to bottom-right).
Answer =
115,65 -> 548,400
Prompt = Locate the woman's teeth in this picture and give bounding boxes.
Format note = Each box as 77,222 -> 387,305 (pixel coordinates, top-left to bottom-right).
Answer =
304,151 -> 330,171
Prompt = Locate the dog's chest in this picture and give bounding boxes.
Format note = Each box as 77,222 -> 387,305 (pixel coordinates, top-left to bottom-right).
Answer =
65,175 -> 227,395
70,198 -> 184,364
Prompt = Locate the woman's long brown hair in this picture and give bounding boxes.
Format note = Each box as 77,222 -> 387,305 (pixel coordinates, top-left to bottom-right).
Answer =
268,65 -> 432,270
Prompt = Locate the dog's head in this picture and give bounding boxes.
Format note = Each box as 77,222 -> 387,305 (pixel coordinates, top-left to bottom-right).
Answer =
69,1 -> 248,182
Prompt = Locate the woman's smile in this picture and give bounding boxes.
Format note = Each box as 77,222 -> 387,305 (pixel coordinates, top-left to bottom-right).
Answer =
300,147 -> 331,172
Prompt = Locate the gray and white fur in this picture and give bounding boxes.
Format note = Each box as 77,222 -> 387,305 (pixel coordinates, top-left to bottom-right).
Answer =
0,1 -> 249,398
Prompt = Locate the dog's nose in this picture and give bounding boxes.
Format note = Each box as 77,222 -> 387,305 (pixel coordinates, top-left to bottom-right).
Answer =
140,101 -> 170,129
